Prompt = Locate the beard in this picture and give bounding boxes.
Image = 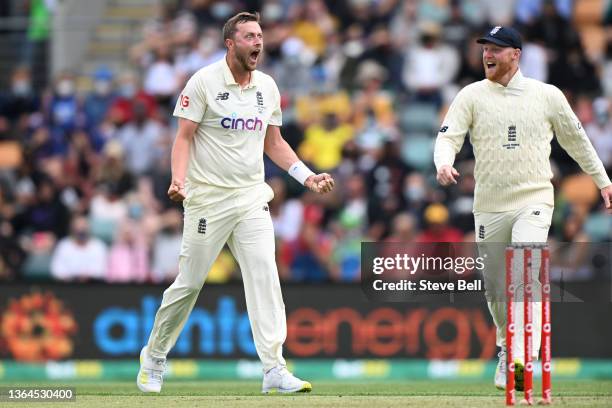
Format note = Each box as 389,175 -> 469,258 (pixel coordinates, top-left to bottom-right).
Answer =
484,59 -> 512,82
235,47 -> 259,72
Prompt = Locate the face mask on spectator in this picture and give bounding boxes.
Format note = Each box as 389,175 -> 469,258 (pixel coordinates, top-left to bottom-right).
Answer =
262,3 -> 283,22
199,36 -> 218,55
94,79 -> 112,96
56,79 -> 75,97
404,185 -> 425,202
12,79 -> 32,96
119,83 -> 136,98
343,40 -> 364,58
74,229 -> 89,242
129,203 -> 143,220
161,225 -> 179,235
595,112 -> 609,126
210,2 -> 234,20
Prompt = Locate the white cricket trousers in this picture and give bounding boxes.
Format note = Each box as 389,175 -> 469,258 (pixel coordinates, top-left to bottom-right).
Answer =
146,182 -> 286,371
474,203 -> 553,362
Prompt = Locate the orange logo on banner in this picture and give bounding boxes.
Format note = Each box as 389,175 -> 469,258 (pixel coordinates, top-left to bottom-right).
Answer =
0,292 -> 78,361
286,307 -> 496,359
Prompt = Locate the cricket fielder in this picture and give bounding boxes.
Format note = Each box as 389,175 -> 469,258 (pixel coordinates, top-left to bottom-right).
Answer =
137,12 -> 334,394
433,26 -> 612,390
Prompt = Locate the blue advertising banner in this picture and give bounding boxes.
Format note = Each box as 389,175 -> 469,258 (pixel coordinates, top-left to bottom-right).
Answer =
0,283 -> 611,361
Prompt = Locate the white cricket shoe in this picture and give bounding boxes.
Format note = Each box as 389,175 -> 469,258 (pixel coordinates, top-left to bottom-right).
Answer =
495,349 -> 506,390
262,366 -> 312,394
136,346 -> 166,393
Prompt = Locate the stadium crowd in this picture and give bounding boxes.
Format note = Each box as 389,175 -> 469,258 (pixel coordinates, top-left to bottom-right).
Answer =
0,0 -> 611,284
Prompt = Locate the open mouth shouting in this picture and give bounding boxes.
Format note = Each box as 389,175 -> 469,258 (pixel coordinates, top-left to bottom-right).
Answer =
485,61 -> 497,71
249,49 -> 261,64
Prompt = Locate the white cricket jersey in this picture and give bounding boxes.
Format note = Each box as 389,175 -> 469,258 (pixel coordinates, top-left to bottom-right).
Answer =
173,57 -> 282,189
434,69 -> 611,212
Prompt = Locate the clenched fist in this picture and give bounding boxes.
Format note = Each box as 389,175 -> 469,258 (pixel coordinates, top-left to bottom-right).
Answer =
305,173 -> 335,194
167,180 -> 186,202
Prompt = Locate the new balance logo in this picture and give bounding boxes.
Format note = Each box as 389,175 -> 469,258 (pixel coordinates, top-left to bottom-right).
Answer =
508,125 -> 516,142
198,218 -> 207,234
478,225 -> 485,240
532,210 -> 540,216
216,92 -> 229,101
439,125 -> 448,133
263,205 -> 269,212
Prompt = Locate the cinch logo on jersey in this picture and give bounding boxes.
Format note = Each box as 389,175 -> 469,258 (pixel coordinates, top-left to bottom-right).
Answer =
221,115 -> 263,131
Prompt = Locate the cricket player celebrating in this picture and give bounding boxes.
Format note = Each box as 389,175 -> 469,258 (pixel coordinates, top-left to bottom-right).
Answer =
137,12 -> 334,394
434,26 -> 612,390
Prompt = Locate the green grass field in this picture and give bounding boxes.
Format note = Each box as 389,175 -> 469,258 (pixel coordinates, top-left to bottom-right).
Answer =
2,380 -> 612,407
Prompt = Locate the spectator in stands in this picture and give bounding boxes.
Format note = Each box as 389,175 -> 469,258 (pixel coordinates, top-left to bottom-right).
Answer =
64,129 -> 99,191
291,0 -> 336,58
12,177 -> 70,240
447,161 -> 476,234
328,174 -> 368,281
45,72 -> 82,144
361,25 -> 404,89
389,0 -> 420,49
402,171 -> 430,219
402,23 -> 460,108
586,98 -> 612,170
549,43 -> 601,96
442,0 -> 471,50
108,70 -> 157,126
352,60 -> 396,135
89,181 -> 128,244
107,221 -> 149,283
94,140 -> 134,195
151,208 -> 182,283
515,0 -> 573,26
0,220 -> 24,281
386,212 -> 418,242
602,38 -> 612,97
187,0 -> 237,26
550,209 -> 593,281
50,215 -> 108,281
272,37 -> 318,97
281,203 -> 331,282
0,66 -> 39,125
143,45 -> 179,107
366,140 -> 410,239
0,182 -> 24,280
269,177 -> 304,243
298,111 -> 354,172
455,33 -> 485,87
131,1 -> 197,65
519,31 -> 548,83
116,100 -> 166,176
416,203 -> 464,242
175,27 -> 225,77
84,66 -> 116,129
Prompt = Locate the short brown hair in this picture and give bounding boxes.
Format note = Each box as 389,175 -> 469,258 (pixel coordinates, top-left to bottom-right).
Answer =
222,12 -> 260,41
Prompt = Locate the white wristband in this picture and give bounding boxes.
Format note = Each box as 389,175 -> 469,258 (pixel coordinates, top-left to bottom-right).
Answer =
288,161 -> 315,185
